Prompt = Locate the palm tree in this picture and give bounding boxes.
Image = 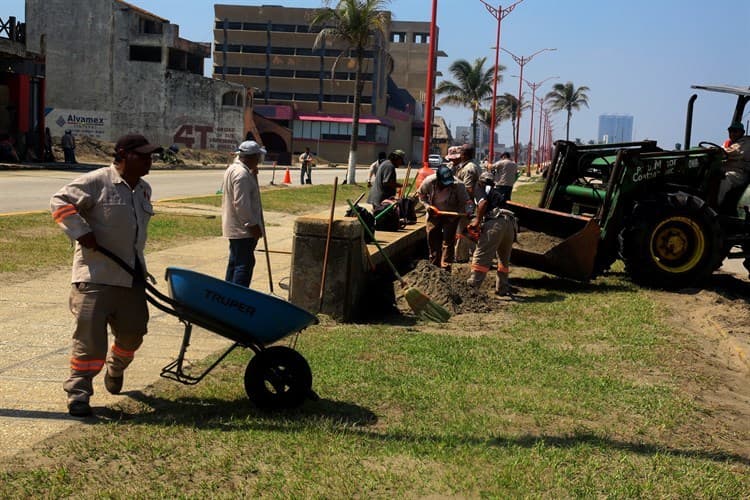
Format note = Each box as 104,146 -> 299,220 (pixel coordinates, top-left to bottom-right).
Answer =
435,57 -> 500,152
495,93 -> 527,157
311,0 -> 391,184
545,81 -> 590,141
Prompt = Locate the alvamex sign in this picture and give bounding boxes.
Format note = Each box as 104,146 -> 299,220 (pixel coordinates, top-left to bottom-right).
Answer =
203,288 -> 256,316
68,114 -> 105,125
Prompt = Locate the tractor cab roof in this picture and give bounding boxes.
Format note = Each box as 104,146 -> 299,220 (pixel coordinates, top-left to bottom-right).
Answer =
691,84 -> 750,97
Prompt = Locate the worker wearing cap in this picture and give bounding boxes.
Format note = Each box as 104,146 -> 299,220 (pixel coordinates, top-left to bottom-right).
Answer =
717,122 -> 750,206
467,171 -> 518,296
222,140 -> 266,288
50,134 -> 163,417
454,144 -> 481,263
367,149 -> 405,210
418,165 -> 470,272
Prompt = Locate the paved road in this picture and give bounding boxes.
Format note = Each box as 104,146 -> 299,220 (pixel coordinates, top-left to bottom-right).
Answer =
0,165 -> 361,214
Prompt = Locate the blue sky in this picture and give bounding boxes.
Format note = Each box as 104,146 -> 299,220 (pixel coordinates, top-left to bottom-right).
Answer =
8,0 -> 749,148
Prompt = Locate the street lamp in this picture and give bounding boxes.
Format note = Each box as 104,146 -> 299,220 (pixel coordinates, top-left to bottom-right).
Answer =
501,47 -> 556,163
478,0 -> 524,163
514,75 -> 557,175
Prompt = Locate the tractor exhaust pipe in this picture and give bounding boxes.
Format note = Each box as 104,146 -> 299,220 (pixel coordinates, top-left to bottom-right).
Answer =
684,94 -> 697,150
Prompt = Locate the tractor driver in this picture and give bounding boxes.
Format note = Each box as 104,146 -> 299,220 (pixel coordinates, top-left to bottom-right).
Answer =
717,121 -> 750,206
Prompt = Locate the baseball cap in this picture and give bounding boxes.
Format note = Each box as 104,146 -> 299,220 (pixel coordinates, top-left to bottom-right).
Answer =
437,165 -> 454,186
390,149 -> 407,161
235,140 -> 267,156
114,134 -> 163,155
728,122 -> 745,132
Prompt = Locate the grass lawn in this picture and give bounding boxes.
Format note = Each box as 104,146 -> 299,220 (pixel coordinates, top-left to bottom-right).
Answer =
1,269 -> 747,496
1,180 -> 747,496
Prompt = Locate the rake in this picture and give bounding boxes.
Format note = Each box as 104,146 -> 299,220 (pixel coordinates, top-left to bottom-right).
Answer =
346,199 -> 451,323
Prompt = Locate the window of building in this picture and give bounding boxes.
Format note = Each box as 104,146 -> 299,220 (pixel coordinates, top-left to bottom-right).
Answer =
241,67 -> 265,76
296,48 -> 315,56
216,44 -> 241,53
215,20 -> 243,30
243,22 -> 267,31
324,94 -> 348,103
222,91 -> 243,107
296,25 -> 310,33
270,92 -> 293,100
129,45 -> 162,63
295,70 -> 319,79
242,45 -> 265,54
271,23 -> 296,32
138,16 -> 163,35
271,47 -> 295,55
270,69 -> 294,78
413,32 -> 429,44
390,32 -> 406,43
294,93 -> 318,102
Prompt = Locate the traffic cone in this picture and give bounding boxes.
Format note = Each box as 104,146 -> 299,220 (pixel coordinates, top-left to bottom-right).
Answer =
282,166 -> 291,184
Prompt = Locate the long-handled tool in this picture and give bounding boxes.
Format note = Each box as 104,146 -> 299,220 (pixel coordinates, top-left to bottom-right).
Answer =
257,188 -> 274,294
346,199 -> 451,323
318,177 -> 338,313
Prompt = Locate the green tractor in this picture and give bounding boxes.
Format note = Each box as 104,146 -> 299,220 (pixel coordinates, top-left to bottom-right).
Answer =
508,84 -> 750,289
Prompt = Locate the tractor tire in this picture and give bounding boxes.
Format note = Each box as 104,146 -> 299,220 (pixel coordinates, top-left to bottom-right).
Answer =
620,193 -> 722,289
244,346 -> 313,410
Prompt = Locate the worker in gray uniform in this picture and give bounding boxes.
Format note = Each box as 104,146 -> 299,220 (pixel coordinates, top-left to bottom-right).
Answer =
466,172 -> 518,296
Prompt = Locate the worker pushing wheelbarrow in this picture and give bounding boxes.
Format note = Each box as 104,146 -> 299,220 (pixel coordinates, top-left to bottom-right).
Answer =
100,248 -> 319,410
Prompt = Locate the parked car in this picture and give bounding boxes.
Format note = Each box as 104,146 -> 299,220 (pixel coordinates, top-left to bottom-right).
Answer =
427,154 -> 443,167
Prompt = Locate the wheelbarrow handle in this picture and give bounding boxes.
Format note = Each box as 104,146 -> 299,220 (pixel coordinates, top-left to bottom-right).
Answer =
96,246 -> 178,310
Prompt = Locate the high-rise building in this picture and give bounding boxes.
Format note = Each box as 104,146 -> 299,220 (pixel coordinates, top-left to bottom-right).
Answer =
213,4 -> 443,164
598,114 -> 634,144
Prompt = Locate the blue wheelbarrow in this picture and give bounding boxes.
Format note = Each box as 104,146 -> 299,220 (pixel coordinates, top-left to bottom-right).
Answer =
99,248 -> 319,410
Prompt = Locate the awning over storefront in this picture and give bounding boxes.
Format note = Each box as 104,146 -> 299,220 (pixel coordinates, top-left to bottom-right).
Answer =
296,113 -> 393,128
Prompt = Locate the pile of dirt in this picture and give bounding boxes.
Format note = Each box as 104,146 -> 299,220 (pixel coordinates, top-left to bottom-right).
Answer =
516,229 -> 564,253
400,260 -> 495,315
51,136 -> 231,167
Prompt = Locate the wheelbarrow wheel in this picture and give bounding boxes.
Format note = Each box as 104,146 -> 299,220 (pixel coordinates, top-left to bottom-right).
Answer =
244,346 -> 312,410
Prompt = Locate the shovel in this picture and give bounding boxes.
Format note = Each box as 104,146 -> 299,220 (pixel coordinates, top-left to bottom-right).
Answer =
347,199 -> 451,323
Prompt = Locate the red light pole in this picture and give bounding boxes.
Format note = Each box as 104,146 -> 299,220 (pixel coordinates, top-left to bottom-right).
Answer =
478,0 -> 524,163
500,47 -> 556,164
421,0 -> 439,169
518,75 -> 556,175
535,95 -> 545,173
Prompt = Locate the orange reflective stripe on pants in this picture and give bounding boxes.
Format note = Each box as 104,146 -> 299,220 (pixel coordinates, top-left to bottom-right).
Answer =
70,357 -> 105,373
111,343 -> 136,359
497,263 -> 510,273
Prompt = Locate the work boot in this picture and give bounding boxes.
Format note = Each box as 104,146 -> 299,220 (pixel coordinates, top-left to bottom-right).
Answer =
104,370 -> 123,395
495,272 -> 511,296
466,271 -> 486,289
68,400 -> 93,418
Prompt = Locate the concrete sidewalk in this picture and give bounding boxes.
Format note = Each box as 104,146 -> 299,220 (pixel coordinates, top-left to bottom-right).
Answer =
0,208 -> 298,459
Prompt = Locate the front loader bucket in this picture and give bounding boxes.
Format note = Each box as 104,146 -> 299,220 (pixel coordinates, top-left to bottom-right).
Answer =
507,201 -> 602,281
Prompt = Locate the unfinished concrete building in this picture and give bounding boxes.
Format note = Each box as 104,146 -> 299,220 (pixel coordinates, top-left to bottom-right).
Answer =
24,0 -> 247,151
